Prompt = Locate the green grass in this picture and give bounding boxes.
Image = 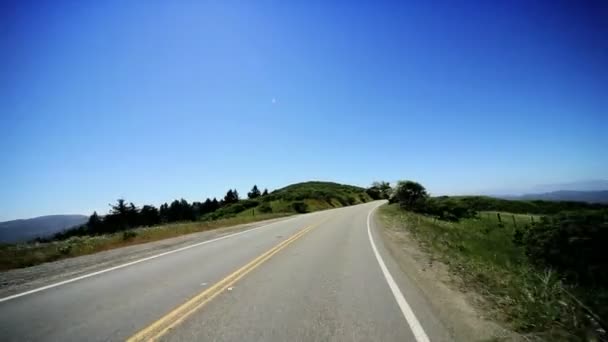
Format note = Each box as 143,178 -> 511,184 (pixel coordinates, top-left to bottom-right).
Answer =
0,213 -> 289,271
379,204 -> 601,341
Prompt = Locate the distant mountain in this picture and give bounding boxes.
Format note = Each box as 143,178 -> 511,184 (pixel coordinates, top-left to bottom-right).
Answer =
0,215 -> 88,243
529,180 -> 608,193
486,180 -> 608,197
520,190 -> 608,203
501,190 -> 608,204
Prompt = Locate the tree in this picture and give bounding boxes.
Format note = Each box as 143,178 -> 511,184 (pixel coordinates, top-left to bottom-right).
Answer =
211,198 -> 220,210
139,205 -> 160,226
126,202 -> 139,227
110,199 -> 129,216
262,188 -> 269,196
159,203 -> 169,223
106,199 -> 130,231
248,185 -> 261,199
394,180 -> 428,209
371,181 -> 392,199
366,187 -> 382,200
224,189 -> 239,204
167,199 -> 195,222
87,211 -> 102,234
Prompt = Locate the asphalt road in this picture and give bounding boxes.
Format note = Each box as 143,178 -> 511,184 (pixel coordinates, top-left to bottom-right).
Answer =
0,201 -> 451,341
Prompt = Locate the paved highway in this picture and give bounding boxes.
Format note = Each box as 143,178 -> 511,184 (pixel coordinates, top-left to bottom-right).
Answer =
0,201 -> 451,341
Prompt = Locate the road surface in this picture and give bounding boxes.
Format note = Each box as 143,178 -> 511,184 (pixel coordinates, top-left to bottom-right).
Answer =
0,201 -> 451,341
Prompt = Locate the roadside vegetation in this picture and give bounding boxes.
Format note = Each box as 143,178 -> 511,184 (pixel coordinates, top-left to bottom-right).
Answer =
380,180 -> 608,341
0,181 -> 372,270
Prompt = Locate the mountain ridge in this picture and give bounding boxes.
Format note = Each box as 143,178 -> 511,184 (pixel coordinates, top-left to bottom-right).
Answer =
0,214 -> 88,243
499,190 -> 608,204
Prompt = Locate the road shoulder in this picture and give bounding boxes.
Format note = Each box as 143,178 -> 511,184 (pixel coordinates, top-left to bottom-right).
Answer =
373,205 -> 515,341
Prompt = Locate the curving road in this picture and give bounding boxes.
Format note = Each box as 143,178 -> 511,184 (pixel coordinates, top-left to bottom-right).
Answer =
0,201 -> 451,341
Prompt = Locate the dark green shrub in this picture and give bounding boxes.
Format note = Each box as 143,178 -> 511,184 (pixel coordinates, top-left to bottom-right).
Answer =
210,200 -> 260,218
395,180 -> 429,209
366,187 -> 382,200
292,202 -> 309,213
411,197 -> 477,222
257,202 -> 272,213
122,230 -> 138,241
522,210 -> 608,287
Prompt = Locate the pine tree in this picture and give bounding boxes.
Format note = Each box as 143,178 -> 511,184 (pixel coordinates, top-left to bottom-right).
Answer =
248,185 -> 261,199
159,203 -> 169,223
140,205 -> 160,226
224,189 -> 239,204
87,211 -> 102,234
262,188 -> 269,196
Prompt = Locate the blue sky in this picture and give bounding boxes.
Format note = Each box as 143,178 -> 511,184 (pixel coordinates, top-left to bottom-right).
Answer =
1,1 -> 606,220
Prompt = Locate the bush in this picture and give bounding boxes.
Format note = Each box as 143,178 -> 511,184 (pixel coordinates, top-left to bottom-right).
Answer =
520,210 -> 608,287
420,198 -> 477,221
394,180 -> 428,209
257,202 -> 273,213
57,244 -> 72,255
366,187 -> 382,200
122,230 -> 138,241
292,202 -> 309,213
207,200 -> 260,219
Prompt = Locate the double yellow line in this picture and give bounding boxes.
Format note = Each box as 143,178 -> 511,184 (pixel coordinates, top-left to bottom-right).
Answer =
127,219 -> 325,342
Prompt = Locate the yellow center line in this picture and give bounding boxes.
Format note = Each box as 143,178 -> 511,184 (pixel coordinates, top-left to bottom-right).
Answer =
126,217 -> 329,342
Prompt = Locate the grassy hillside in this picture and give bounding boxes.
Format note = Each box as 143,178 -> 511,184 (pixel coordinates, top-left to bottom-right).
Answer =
261,181 -> 372,213
203,181 -> 372,220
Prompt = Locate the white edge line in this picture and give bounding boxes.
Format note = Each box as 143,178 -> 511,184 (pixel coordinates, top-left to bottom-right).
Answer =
367,203 -> 431,342
0,215 -> 301,303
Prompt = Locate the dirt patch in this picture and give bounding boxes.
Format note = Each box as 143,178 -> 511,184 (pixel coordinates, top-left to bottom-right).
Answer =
0,216 -> 291,299
376,210 -> 520,341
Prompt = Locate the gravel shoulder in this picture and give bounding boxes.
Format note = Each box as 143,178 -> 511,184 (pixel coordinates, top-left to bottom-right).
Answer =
0,216 -> 292,299
375,207 -> 517,341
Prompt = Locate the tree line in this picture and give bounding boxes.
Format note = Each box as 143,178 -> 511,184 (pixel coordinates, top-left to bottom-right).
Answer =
50,185 -> 269,240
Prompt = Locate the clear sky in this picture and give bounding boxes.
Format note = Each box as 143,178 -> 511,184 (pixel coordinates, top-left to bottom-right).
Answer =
1,1 -> 607,220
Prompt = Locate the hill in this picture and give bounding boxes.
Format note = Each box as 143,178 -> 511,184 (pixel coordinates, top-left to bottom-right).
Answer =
0,215 -> 88,243
528,180 -> 608,193
206,181 -> 373,220
263,181 -> 372,211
